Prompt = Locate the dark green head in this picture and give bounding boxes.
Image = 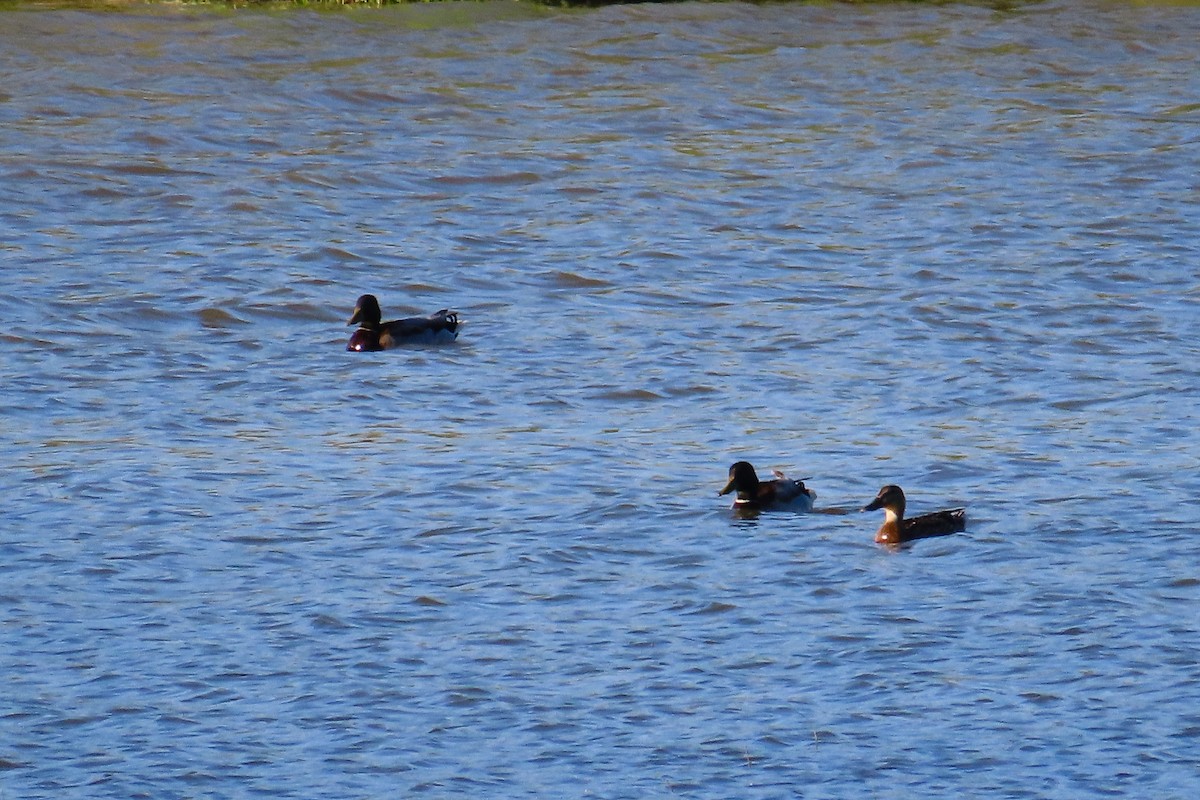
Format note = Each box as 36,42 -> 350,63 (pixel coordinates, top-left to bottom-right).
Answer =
349,294 -> 382,328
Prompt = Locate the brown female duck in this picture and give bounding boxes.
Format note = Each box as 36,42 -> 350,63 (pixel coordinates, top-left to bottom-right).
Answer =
861,484 -> 965,545
719,461 -> 815,512
347,294 -> 459,351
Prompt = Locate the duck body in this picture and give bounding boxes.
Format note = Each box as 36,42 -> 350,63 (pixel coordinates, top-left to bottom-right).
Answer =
719,461 -> 815,512
862,484 -> 964,545
347,294 -> 459,351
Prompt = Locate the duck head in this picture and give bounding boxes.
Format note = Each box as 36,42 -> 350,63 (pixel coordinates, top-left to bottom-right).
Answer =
862,484 -> 906,519
348,294 -> 382,328
719,461 -> 760,499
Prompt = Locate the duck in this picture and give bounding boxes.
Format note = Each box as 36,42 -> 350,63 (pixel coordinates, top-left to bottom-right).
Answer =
347,294 -> 460,351
719,461 -> 816,512
861,484 -> 965,545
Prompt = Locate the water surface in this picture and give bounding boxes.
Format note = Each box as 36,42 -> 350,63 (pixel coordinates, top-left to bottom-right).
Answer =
3,1 -> 1200,797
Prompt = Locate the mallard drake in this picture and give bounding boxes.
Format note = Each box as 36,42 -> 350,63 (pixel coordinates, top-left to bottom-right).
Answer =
719,461 -> 815,512
861,484 -> 965,544
347,294 -> 459,351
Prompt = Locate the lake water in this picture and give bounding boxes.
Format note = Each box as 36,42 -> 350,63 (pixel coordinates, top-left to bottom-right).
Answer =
3,1 -> 1200,797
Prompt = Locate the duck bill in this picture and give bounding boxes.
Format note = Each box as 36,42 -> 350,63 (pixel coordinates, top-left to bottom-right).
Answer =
348,307 -> 363,326
718,477 -> 737,497
861,498 -> 883,512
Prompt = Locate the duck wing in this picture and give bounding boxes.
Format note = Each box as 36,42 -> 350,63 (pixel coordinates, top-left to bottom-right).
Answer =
380,310 -> 459,343
764,474 -> 815,510
901,508 -> 965,540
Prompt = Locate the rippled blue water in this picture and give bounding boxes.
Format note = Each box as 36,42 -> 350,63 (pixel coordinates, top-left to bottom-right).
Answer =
3,1 -> 1200,797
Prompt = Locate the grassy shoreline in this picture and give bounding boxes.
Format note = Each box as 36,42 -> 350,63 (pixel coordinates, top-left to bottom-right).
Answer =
1,0 -> 673,8
0,0 -> 1052,9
